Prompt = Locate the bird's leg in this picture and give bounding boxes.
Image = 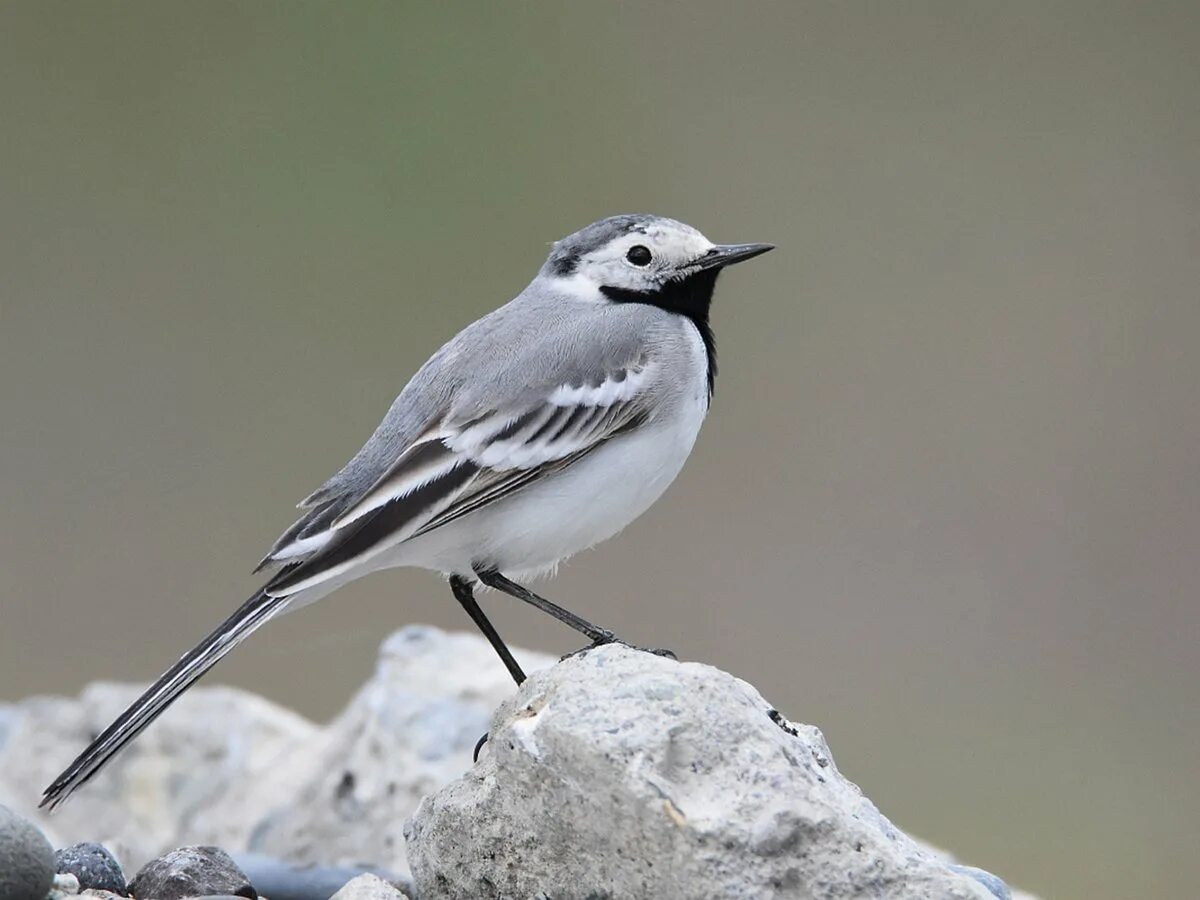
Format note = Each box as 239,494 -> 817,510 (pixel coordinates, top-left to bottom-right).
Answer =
449,574 -> 526,685
473,567 -> 618,645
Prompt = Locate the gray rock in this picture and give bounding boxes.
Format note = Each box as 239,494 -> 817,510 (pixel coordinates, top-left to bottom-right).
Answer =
0,803 -> 56,900
214,626 -> 555,876
232,852 -> 413,900
0,686 -> 316,872
0,627 -> 1039,898
0,627 -> 549,879
328,874 -> 409,900
405,644 -> 1007,900
45,875 -> 83,900
52,873 -> 81,895
127,846 -> 255,900
55,843 -> 127,895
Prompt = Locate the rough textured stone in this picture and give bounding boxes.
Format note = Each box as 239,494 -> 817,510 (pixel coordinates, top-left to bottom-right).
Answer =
0,684 -> 316,871
127,845 -> 255,900
0,627 -> 550,877
0,803 -> 56,900
405,644 -> 1007,900
45,873 -> 83,900
56,843 -> 127,895
0,627 -> 1038,898
52,872 -> 81,894
211,626 -> 555,875
328,873 -> 409,900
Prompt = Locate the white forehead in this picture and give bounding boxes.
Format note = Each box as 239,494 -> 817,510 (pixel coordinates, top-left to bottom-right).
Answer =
586,218 -> 713,264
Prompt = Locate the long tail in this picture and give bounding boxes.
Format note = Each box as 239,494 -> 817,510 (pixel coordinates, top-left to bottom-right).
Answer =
40,586 -> 292,810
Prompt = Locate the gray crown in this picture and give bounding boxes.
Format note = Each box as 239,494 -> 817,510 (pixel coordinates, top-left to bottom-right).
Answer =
543,214 -> 657,275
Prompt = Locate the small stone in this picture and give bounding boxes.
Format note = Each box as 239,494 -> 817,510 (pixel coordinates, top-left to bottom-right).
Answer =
0,803 -> 56,900
329,874 -> 408,900
55,843 -> 126,895
128,846 -> 256,900
52,872 -> 81,894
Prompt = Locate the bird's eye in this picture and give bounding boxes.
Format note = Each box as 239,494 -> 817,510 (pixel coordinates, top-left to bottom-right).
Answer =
626,245 -> 652,266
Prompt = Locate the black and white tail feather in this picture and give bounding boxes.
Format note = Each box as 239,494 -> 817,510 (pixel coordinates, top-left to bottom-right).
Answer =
40,579 -> 292,809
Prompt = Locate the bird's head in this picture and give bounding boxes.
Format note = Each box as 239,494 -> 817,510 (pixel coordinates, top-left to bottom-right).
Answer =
540,214 -> 773,321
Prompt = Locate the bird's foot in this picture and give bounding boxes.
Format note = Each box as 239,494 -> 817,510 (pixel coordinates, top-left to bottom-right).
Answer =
643,646 -> 678,659
586,627 -> 618,647
472,731 -> 489,763
560,636 -> 678,663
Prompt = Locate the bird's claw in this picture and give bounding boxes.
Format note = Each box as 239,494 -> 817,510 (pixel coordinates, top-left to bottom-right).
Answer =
560,637 -> 678,663
472,731 -> 489,763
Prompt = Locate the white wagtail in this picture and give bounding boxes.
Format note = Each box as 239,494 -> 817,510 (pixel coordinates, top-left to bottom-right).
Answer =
41,214 -> 772,807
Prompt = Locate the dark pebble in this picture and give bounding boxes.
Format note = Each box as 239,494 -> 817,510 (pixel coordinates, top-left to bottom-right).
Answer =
0,803 -> 56,900
128,846 -> 256,900
56,843 -> 128,895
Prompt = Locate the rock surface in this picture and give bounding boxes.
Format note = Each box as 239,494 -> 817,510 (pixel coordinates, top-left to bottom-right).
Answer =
328,873 -> 410,900
405,644 -> 1008,900
127,845 -> 256,900
0,803 -> 56,900
51,873 -> 80,895
203,627 -> 555,877
0,682 -> 317,871
0,627 -> 553,874
0,626 -> 1038,899
55,842 -> 127,895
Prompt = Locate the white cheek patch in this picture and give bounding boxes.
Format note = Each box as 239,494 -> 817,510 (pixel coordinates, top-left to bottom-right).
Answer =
548,272 -> 605,302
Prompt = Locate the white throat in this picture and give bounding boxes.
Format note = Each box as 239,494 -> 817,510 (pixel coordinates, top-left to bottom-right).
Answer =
546,272 -> 606,302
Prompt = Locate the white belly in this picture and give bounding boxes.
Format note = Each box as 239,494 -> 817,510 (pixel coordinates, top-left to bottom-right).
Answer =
375,389 -> 708,579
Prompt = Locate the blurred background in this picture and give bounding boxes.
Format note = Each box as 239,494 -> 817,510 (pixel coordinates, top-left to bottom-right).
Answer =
1,4 -> 1197,898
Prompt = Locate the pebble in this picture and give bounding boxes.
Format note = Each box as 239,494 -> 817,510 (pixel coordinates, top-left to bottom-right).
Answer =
127,846 -> 256,900
55,843 -> 127,895
329,874 -> 409,900
0,803 -> 56,900
52,873 -> 81,894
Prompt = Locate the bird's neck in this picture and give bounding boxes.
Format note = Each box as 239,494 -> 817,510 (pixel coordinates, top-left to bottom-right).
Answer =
599,270 -> 720,400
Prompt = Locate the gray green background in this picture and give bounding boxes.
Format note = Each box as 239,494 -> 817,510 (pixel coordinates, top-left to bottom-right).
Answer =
2,4 -> 1197,898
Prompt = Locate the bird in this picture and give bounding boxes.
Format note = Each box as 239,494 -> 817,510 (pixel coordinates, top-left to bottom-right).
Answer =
40,213 -> 773,809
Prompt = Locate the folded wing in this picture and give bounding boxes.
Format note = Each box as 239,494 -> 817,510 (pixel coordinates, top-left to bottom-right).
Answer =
261,359 -> 655,595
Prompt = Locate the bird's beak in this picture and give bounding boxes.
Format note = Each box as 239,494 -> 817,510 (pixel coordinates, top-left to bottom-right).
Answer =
694,242 -> 775,271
